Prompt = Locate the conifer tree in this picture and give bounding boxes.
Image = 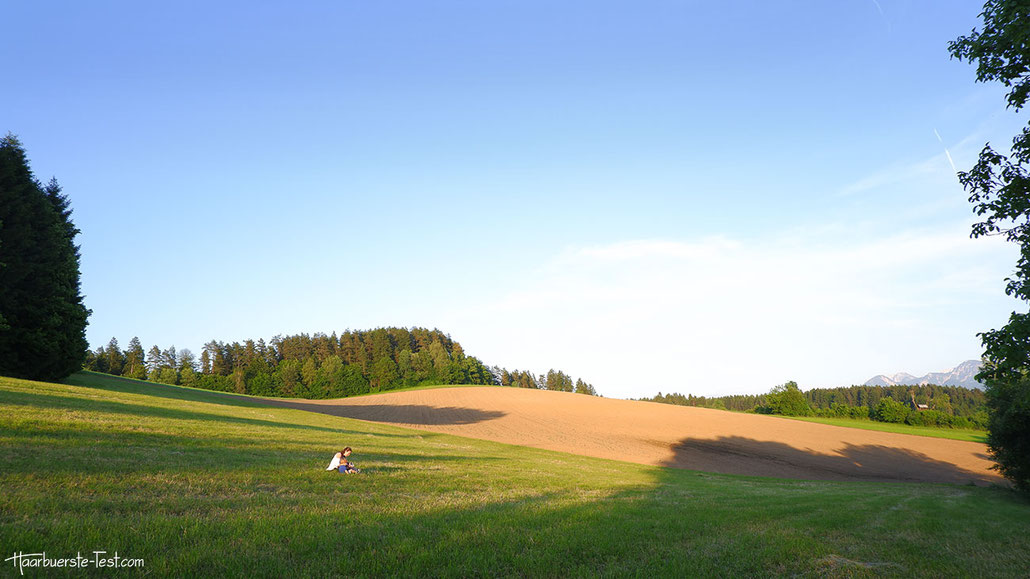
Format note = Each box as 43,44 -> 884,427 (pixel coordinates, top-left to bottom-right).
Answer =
146,346 -> 163,375
123,337 -> 146,380
0,135 -> 90,381
104,337 -> 125,376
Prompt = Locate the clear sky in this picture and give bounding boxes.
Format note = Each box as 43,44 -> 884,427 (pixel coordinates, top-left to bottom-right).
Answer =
3,1 -> 1025,398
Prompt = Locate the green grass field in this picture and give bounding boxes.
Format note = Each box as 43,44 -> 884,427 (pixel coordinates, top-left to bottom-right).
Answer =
2,372 -> 1029,577
773,415 -> 988,443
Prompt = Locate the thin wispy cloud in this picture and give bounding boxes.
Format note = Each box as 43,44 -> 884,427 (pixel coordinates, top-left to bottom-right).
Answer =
935,128 -> 959,174
836,150 -> 959,198
834,121 -> 1011,199
448,225 -> 1014,399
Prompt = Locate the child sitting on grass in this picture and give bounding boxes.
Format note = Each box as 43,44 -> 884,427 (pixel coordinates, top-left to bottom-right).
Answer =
325,447 -> 359,474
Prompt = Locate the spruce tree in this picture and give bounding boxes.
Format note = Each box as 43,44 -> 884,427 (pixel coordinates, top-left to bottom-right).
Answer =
0,135 -> 90,381
123,337 -> 147,380
104,337 -> 125,376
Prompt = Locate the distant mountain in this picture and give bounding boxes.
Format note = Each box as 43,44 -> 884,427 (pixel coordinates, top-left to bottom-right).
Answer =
864,360 -> 983,390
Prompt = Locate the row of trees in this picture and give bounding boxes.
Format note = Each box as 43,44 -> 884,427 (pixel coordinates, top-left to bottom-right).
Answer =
800,383 -> 985,417
497,368 -> 597,395
643,391 -> 763,413
641,381 -> 989,430
756,382 -> 989,430
83,327 -> 599,398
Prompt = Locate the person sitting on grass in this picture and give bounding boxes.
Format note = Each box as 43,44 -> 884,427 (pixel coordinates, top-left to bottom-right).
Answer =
325,447 -> 359,474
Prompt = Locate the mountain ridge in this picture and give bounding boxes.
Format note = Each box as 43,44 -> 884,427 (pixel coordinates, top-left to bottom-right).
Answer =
864,360 -> 983,390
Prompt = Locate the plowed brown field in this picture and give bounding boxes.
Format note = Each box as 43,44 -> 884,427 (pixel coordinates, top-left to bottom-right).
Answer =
257,387 -> 1002,485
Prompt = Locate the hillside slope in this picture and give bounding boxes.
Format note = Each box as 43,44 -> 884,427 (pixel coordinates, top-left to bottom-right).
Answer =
4,373 -> 1029,576
256,386 -> 1002,485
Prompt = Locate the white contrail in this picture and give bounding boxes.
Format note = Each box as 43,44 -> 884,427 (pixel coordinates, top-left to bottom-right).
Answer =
869,0 -> 890,33
934,128 -> 959,174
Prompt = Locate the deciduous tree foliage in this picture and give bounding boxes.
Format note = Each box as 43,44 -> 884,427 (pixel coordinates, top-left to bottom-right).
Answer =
761,381 -> 813,417
950,0 -> 1030,491
874,397 -> 910,424
0,135 -> 90,381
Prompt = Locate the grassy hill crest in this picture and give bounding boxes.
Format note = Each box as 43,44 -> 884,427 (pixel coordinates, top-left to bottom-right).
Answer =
2,372 -> 1029,576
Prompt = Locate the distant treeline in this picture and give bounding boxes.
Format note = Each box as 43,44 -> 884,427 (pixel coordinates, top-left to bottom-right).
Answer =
497,368 -> 597,395
82,327 -> 597,398
641,383 -> 988,430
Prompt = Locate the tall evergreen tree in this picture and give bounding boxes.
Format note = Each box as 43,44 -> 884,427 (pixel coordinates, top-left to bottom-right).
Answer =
0,135 -> 90,381
370,356 -> 399,390
200,349 -> 211,375
145,345 -> 164,374
123,337 -> 146,380
162,345 -> 178,370
84,346 -> 108,373
103,337 -> 125,376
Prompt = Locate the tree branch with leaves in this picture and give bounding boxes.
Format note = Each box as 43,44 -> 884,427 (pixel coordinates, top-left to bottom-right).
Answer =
949,0 -> 1030,491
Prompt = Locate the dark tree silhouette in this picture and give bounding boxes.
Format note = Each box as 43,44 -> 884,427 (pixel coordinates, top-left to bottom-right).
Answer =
0,135 -> 90,381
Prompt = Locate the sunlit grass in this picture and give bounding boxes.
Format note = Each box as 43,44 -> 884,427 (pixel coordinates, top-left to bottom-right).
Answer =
773,414 -> 988,443
1,373 -> 1028,577
69,369 -> 504,400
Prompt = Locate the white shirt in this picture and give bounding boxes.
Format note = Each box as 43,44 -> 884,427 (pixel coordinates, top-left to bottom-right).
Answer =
326,454 -> 341,471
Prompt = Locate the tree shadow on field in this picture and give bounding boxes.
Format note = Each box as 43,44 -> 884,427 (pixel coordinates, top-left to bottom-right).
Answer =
255,400 -> 507,426
7,380 -> 1029,576
62,373 -> 507,427
151,445 -> 1030,578
661,435 -> 1006,486
1,424 -> 314,475
64,372 -> 270,409
2,388 -> 365,436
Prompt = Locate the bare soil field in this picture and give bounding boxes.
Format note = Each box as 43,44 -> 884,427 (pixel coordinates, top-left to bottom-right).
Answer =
258,387 -> 1003,485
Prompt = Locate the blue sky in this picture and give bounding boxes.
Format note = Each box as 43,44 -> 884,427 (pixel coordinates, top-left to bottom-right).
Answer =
4,1 -> 1025,398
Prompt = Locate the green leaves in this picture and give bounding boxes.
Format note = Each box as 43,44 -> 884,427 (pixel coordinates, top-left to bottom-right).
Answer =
765,381 -> 813,417
873,397 -> 909,424
948,0 -> 1030,111
984,374 -> 1030,490
951,0 -> 1030,491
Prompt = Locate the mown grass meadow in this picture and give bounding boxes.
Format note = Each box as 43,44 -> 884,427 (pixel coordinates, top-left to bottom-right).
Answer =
772,414 -> 988,443
2,372 -> 1029,577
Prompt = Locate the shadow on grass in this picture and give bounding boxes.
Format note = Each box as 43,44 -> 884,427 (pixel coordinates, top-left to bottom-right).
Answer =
1,418 -> 499,477
298,446 -> 1024,576
256,400 -> 507,426
5,375 -> 1029,577
64,373 -> 507,426
661,435 -> 1005,486
1,388 -> 371,437
2,425 -> 302,475
64,372 -> 271,409
127,456 -> 1029,577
